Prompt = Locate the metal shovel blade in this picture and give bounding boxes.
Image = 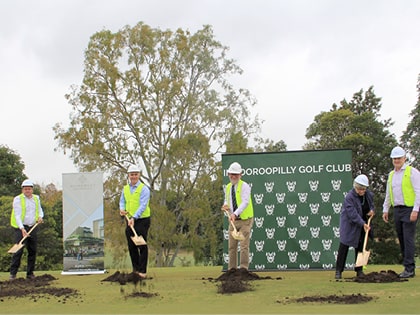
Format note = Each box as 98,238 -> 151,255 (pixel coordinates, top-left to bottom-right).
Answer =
355,250 -> 370,267
7,243 -> 25,254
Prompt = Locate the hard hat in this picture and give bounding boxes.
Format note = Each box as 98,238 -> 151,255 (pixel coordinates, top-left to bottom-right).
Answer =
127,165 -> 141,173
21,179 -> 34,187
354,174 -> 369,187
390,146 -> 406,158
227,162 -> 242,174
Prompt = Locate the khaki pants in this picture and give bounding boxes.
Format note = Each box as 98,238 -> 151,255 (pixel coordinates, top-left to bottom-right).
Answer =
228,217 -> 254,270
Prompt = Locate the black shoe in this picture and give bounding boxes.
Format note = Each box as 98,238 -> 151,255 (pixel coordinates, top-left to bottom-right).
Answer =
26,274 -> 35,280
356,270 -> 365,277
335,271 -> 342,279
399,270 -> 415,278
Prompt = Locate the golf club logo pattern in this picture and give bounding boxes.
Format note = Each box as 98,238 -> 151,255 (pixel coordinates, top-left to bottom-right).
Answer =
223,150 -> 353,271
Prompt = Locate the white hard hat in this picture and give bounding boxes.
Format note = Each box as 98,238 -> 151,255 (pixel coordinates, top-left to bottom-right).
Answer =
227,162 -> 242,174
127,165 -> 141,173
390,146 -> 406,158
354,174 -> 369,187
21,179 -> 34,187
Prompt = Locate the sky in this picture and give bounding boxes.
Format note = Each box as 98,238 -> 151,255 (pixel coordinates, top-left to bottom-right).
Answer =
1,0 -> 419,188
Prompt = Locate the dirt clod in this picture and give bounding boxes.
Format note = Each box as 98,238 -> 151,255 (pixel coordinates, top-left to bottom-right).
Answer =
101,271 -> 149,285
209,268 -> 278,294
353,270 -> 407,283
102,271 -> 158,299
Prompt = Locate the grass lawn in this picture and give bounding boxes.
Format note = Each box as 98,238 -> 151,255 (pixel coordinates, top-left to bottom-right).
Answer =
0,264 -> 419,314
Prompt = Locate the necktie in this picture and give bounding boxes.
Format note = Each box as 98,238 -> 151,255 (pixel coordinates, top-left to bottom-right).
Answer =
231,185 -> 238,211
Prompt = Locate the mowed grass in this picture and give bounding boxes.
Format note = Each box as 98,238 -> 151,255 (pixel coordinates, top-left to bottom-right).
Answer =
1,264 -> 419,314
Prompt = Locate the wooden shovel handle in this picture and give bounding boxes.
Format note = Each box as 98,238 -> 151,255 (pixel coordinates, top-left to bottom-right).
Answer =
19,222 -> 40,244
229,219 -> 238,233
125,215 -> 139,237
362,216 -> 372,251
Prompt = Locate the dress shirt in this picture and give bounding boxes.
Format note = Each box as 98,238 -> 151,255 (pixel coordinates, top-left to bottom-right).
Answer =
13,195 -> 44,229
119,180 -> 150,219
225,182 -> 251,217
383,164 -> 420,213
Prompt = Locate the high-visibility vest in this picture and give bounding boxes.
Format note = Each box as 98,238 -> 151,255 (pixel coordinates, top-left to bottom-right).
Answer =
226,180 -> 254,219
11,194 -> 40,228
388,166 -> 415,207
123,183 -> 151,218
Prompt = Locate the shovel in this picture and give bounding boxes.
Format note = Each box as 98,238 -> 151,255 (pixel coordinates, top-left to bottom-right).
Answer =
355,216 -> 372,267
8,223 -> 39,254
125,215 -> 147,246
230,219 -> 245,241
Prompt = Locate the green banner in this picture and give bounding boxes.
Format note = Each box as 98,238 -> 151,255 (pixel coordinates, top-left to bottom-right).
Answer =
222,149 -> 353,271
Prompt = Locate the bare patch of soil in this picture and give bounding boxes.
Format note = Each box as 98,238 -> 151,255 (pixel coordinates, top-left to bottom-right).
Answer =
0,274 -> 81,303
279,293 -> 374,304
101,271 -> 158,299
280,270 -> 405,304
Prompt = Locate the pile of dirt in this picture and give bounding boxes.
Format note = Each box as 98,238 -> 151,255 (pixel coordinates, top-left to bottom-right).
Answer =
101,271 -> 157,299
352,270 -> 408,283
215,268 -> 275,281
207,268 -> 279,294
101,271 -> 148,285
0,274 -> 81,303
279,293 -> 374,304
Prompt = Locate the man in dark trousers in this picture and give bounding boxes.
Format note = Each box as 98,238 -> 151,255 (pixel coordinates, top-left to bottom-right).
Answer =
382,146 -> 420,278
119,165 -> 151,279
10,179 -> 44,280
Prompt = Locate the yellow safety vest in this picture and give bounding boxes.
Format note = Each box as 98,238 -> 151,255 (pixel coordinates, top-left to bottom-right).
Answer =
11,194 -> 40,228
388,166 -> 415,207
226,180 -> 254,219
123,183 -> 151,218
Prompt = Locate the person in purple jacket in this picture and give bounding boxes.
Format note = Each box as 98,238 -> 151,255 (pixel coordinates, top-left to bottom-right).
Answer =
335,174 -> 374,279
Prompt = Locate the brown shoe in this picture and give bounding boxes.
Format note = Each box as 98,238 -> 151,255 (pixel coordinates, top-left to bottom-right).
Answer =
137,272 -> 147,279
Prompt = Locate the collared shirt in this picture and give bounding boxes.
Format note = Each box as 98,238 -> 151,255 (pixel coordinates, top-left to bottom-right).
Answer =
383,164 -> 420,213
225,181 -> 251,217
119,180 -> 150,219
13,194 -> 44,229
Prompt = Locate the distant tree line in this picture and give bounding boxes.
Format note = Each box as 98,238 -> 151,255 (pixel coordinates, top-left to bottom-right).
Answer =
0,21 -> 419,271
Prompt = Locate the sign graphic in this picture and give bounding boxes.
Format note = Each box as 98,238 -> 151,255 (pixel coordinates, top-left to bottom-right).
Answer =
222,150 -> 353,271
62,172 -> 105,274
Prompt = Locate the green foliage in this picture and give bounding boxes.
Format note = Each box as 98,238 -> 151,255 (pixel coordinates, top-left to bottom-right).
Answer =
0,187 -> 64,272
54,22 -> 263,265
401,73 -> 420,169
0,145 -> 27,197
304,86 -> 400,263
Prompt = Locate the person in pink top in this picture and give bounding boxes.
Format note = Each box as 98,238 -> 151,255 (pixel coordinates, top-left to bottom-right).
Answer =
382,146 -> 420,278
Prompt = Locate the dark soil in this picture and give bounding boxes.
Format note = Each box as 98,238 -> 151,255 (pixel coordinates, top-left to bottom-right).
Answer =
101,271 -> 150,285
278,270 -> 406,304
352,270 -> 408,283
0,274 -> 81,303
101,271 -> 158,299
279,293 -> 374,304
205,268 -> 280,294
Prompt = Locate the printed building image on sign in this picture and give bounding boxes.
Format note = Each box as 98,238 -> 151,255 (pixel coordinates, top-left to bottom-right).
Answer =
222,149 -> 353,271
62,172 -> 105,274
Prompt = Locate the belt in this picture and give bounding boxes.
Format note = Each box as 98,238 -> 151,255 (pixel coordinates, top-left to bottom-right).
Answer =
236,217 -> 252,220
